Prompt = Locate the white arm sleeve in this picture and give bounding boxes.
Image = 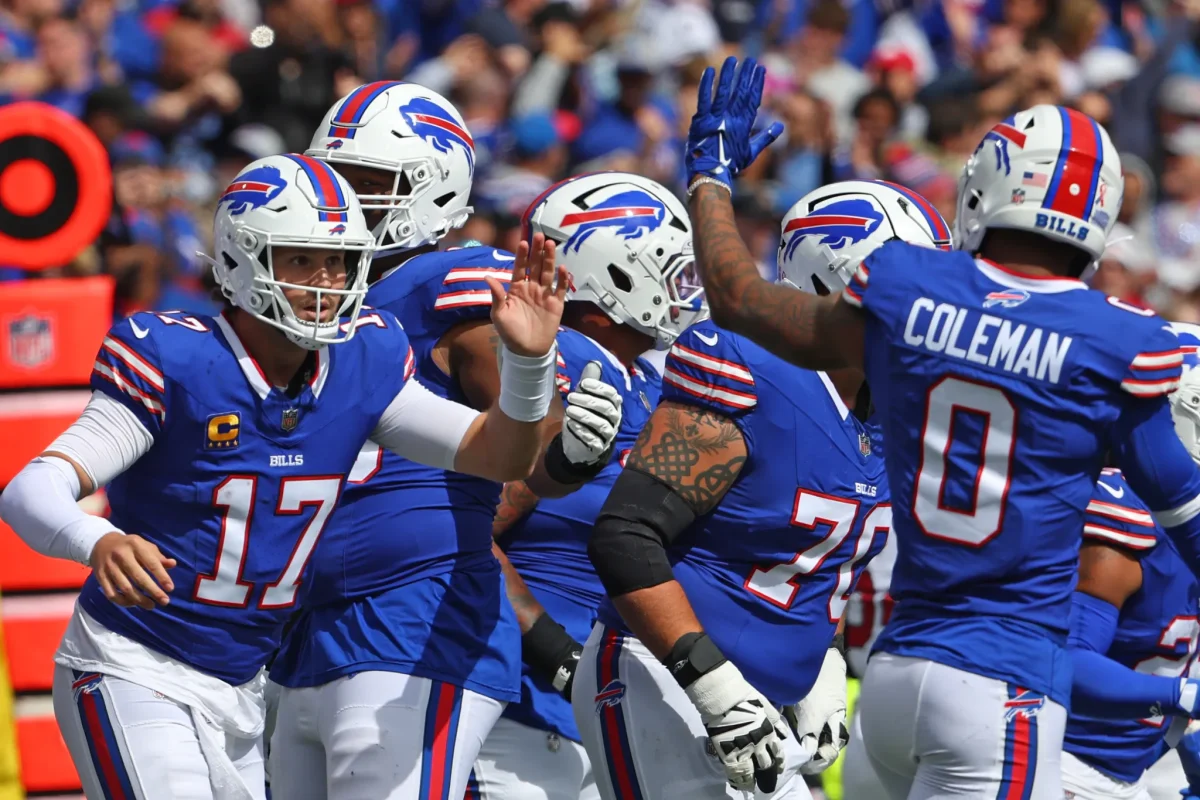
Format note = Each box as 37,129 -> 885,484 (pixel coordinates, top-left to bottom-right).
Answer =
0,391 -> 153,565
48,390 -> 155,488
370,379 -> 480,471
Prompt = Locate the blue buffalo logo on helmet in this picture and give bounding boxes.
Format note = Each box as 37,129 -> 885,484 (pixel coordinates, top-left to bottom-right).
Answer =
1170,322 -> 1200,373
220,165 -> 288,215
781,198 -> 883,261
983,289 -> 1031,309
398,97 -> 476,176
560,190 -> 666,253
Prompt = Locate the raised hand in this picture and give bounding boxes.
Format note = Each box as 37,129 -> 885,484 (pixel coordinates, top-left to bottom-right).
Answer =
685,56 -> 785,190
487,232 -> 569,357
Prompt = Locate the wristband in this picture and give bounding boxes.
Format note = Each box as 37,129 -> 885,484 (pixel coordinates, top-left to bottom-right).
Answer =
830,633 -> 846,656
543,433 -> 611,485
665,631 -> 727,689
523,614 -> 582,694
497,342 -> 557,423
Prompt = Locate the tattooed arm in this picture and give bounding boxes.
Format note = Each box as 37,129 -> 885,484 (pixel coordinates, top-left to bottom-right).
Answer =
608,400 -> 748,659
689,182 -> 864,372
493,480 -> 540,540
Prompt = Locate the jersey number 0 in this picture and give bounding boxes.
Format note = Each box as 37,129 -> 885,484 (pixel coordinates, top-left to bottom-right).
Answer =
915,376 -> 1016,547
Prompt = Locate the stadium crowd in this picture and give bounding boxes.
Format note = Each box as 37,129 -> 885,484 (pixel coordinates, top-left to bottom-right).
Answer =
5,0 -> 1200,317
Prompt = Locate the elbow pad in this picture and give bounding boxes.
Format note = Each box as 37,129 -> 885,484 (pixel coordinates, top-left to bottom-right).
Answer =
588,468 -> 696,598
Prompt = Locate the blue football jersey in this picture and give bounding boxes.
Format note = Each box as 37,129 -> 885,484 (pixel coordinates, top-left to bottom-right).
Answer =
500,328 -> 662,742
849,242 -> 1187,706
1064,469 -> 1200,783
80,309 -> 412,686
269,247 -> 524,702
598,321 -> 891,706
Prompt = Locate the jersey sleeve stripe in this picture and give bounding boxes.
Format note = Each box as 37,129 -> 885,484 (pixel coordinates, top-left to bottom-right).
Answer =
670,344 -> 755,385
556,373 -> 571,392
1085,500 -> 1156,527
843,287 -> 863,308
664,367 -> 757,410
1130,349 -> 1185,370
403,347 -> 415,381
1121,377 -> 1181,397
92,361 -> 166,419
1153,491 -> 1200,528
442,268 -> 514,284
557,353 -> 566,367
100,336 -> 164,392
434,290 -> 494,310
854,264 -> 869,284
1082,523 -> 1157,550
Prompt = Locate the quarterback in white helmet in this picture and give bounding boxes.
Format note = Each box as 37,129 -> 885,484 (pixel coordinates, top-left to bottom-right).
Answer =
0,152 -> 569,800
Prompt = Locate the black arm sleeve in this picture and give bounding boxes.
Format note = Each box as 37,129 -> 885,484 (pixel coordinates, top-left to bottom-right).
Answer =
588,468 -> 697,598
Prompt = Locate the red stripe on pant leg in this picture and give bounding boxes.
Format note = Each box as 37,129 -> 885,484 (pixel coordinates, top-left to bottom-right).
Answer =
1045,109 -> 1099,219
81,690 -> 129,800
426,682 -> 457,800
1002,712 -> 1031,800
599,632 -> 639,800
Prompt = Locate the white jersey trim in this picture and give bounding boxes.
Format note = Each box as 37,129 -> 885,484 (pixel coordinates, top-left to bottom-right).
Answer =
1154,491 -> 1200,528
818,372 -> 850,420
975,260 -> 1089,294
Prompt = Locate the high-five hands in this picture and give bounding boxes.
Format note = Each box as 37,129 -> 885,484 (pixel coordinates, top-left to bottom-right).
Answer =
685,56 -> 785,192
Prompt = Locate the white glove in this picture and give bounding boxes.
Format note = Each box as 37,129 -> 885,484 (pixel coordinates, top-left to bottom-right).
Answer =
786,646 -> 849,775
685,661 -> 789,793
562,361 -> 622,466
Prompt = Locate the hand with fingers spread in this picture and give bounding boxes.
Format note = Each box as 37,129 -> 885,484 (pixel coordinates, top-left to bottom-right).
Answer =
90,532 -> 176,610
488,232 -> 569,358
686,56 -> 785,192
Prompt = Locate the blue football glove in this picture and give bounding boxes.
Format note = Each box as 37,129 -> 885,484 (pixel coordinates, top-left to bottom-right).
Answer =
1177,719 -> 1200,797
685,56 -> 784,190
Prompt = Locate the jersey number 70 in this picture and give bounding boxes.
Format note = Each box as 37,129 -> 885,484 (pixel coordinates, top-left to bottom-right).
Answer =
915,376 -> 1016,547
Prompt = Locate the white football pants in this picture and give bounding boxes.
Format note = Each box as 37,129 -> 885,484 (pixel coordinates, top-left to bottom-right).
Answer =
858,653 -> 1066,800
269,670 -> 504,800
1144,748 -> 1187,800
53,666 -> 266,800
1061,750 -> 1152,800
471,715 -> 600,799
572,623 -> 814,800
842,703 -> 890,799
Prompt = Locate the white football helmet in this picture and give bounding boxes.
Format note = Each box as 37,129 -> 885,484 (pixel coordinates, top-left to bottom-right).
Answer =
308,81 -> 474,257
778,179 -> 952,295
524,172 -> 707,350
1172,365 -> 1200,465
955,105 -> 1122,274
201,154 -> 374,350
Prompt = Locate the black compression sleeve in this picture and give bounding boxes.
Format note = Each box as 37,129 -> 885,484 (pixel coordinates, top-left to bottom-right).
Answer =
588,468 -> 697,598
522,614 -> 582,697
542,432 -> 611,485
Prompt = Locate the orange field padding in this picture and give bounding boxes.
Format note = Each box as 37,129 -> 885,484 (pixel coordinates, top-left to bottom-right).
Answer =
4,596 -> 76,692
16,715 -> 80,793
0,275 -> 113,389
0,488 -> 102,592
0,390 -> 90,486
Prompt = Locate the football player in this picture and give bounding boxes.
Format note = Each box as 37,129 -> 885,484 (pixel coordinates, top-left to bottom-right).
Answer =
577,180 -> 950,798
0,153 -> 568,800
684,55 -> 1200,799
469,171 -> 706,799
266,84 -> 625,799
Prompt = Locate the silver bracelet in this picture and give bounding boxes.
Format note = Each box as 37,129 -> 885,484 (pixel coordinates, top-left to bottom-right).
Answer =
687,175 -> 733,199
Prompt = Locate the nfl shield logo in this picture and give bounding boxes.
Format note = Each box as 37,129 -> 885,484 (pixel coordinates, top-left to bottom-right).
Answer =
859,432 -> 871,457
8,314 -> 53,369
281,408 -> 299,432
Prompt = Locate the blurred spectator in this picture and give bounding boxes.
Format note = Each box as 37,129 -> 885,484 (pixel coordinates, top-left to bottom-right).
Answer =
1093,222 -> 1155,308
33,16 -> 94,116
832,87 -> 900,181
1149,124 -> 1200,295
228,0 -> 359,151
765,87 -> 834,213
792,0 -> 870,145
477,110 -> 565,219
